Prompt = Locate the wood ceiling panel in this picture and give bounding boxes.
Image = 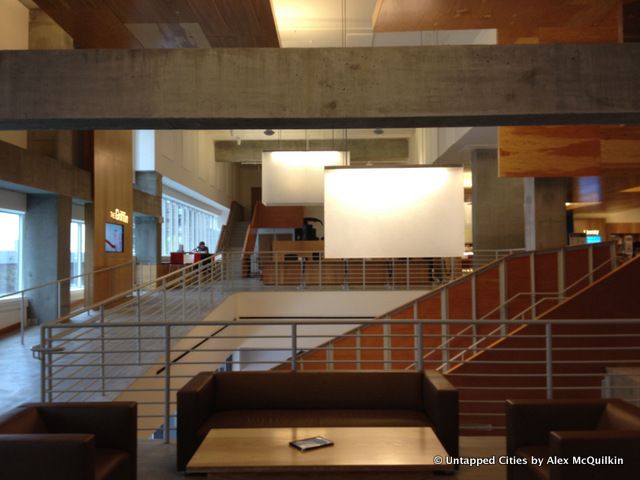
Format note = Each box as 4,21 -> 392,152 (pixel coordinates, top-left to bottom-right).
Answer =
32,0 -> 279,48
373,0 -> 620,32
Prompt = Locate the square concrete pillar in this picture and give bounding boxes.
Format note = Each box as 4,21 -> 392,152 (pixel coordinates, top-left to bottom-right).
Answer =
524,177 -> 569,251
471,149 -> 525,251
23,194 -> 72,324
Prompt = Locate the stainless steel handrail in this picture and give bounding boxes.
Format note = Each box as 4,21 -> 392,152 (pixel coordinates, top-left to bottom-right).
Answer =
35,316 -> 640,440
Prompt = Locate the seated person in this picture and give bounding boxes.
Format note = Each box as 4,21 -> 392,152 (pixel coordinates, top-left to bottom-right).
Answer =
194,241 -> 209,254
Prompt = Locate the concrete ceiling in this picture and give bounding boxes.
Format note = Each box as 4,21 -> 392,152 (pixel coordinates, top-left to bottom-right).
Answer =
209,128 -> 415,142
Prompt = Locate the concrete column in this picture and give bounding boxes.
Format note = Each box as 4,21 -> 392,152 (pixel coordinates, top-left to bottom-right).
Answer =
524,178 -> 569,251
134,171 -> 162,196
472,149 -> 525,250
134,216 -> 161,265
23,194 -> 72,324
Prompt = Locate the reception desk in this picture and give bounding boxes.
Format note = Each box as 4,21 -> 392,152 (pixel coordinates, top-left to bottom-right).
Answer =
170,252 -> 203,265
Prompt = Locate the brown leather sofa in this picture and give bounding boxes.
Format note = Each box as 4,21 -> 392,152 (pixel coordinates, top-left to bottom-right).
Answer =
177,370 -> 458,471
0,402 -> 137,480
506,398 -> 640,480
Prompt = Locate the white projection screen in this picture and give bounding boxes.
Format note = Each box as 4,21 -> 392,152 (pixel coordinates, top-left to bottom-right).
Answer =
262,151 -> 349,206
324,166 -> 465,258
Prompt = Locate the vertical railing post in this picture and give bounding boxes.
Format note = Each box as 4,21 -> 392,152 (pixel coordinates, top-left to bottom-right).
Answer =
182,275 -> 186,323
383,321 -> 391,371
100,305 -> 106,396
327,343 -> 334,370
470,275 -> 477,352
545,322 -> 553,399
610,242 -> 618,270
290,324 -> 297,371
162,280 -> 167,323
391,260 -> 395,290
529,252 -> 537,320
557,248 -> 565,299
136,288 -> 142,365
20,291 -> 25,345
57,281 -> 62,320
275,253 -> 279,288
414,301 -> 423,371
220,253 -> 225,282
197,263 -> 202,314
164,324 -> 171,444
440,288 -> 449,371
499,260 -> 507,336
406,257 -> 410,289
40,327 -> 47,402
318,252 -> 323,288
355,329 -> 361,370
587,244 -> 594,284
362,258 -> 365,290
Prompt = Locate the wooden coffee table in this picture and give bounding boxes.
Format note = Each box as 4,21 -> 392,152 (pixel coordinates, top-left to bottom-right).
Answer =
186,426 -> 452,479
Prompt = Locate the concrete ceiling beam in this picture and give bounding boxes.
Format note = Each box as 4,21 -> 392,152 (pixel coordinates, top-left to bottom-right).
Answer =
215,138 -> 410,163
0,45 -> 639,130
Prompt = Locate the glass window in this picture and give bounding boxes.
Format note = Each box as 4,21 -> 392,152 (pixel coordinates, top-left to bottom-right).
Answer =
70,220 -> 85,289
161,196 -> 221,256
0,210 -> 23,295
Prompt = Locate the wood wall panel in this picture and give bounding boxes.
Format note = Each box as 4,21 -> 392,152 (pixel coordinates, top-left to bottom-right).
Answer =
475,269 -> 500,320
499,126 -> 601,177
534,252 -> 559,295
254,204 -> 304,229
564,248 -> 589,296
607,222 -> 640,233
359,324 -> 384,370
573,218 -> 607,240
92,131 -> 134,303
332,336 -> 358,370
373,0 -> 621,33
592,243 -> 614,280
500,125 -> 640,177
506,256 -> 532,319
494,4 -> 640,179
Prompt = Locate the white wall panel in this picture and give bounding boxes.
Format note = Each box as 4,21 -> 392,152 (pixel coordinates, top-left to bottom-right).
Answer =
324,166 -> 465,258
262,151 -> 348,206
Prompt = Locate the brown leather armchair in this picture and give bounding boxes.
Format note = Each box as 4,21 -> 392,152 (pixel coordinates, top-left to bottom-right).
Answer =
0,402 -> 137,480
506,398 -> 640,480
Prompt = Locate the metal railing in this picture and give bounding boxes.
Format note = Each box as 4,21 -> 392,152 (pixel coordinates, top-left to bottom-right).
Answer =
426,251 -> 617,370
0,260 -> 135,344
32,316 -> 640,439
219,249 -> 517,291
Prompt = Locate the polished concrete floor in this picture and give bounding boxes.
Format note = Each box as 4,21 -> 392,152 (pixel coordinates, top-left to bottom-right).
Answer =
138,436 -> 506,479
1,328 -> 506,479
0,326 -> 42,413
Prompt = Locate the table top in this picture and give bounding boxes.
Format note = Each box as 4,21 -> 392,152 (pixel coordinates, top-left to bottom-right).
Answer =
187,426 -> 451,473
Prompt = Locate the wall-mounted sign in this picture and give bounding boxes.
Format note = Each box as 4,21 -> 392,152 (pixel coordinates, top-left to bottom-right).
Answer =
110,208 -> 129,224
583,229 -> 600,236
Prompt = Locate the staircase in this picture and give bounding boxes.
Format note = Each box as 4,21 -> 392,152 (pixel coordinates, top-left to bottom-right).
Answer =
223,221 -> 250,279
272,242 -> 640,433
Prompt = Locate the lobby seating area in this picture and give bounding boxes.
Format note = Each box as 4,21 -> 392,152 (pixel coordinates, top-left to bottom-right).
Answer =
176,370 -> 459,471
0,401 -> 137,480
